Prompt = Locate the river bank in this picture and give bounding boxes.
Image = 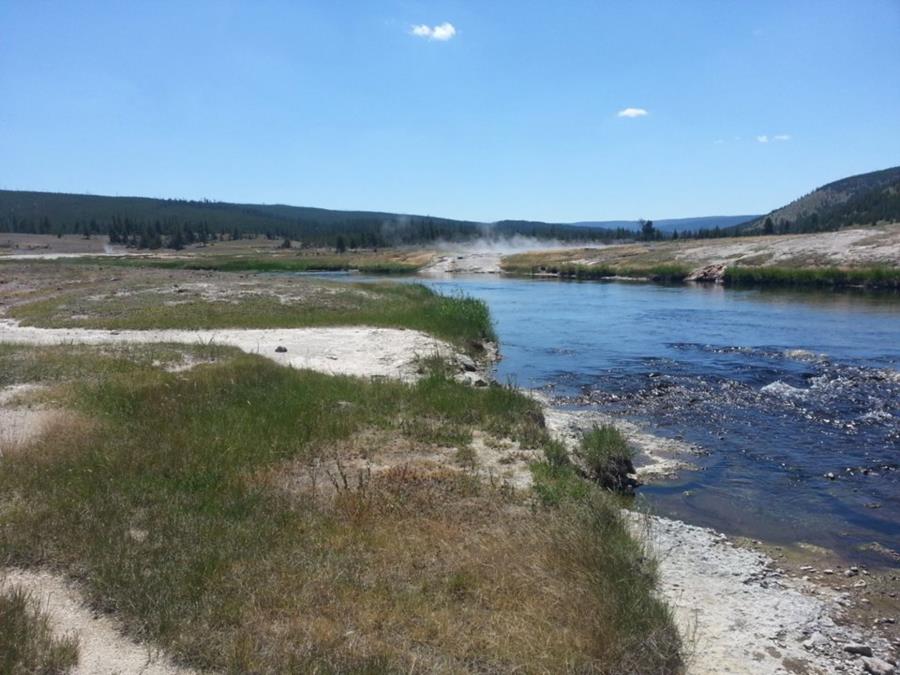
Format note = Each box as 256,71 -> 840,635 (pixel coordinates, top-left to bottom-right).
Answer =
497,225 -> 900,289
2,320 -> 894,673
542,402 -> 899,674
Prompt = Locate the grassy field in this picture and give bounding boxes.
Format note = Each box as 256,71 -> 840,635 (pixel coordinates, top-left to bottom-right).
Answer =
0,345 -> 681,673
4,263 -> 496,351
89,248 -> 433,274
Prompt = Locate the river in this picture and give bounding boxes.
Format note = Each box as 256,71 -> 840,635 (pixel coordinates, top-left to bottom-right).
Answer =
409,276 -> 900,566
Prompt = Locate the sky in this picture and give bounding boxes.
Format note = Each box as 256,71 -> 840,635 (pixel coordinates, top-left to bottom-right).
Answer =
1,1 -> 899,223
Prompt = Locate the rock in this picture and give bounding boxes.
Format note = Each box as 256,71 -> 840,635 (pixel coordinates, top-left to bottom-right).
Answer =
862,656 -> 895,675
275,345 -> 288,353
457,355 -> 478,372
803,632 -> 827,650
824,569 -> 835,575
686,263 -> 727,283
826,472 -> 836,480
472,377 -> 488,387
844,643 -> 874,657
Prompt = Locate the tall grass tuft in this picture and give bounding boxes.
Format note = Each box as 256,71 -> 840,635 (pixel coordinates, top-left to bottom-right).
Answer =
0,586 -> 79,674
578,425 -> 637,492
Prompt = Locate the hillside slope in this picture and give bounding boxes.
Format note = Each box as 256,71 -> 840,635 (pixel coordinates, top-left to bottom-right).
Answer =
745,166 -> 900,234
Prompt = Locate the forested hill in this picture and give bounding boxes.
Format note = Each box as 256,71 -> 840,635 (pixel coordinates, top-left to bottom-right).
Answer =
0,190 -> 626,248
741,166 -> 900,235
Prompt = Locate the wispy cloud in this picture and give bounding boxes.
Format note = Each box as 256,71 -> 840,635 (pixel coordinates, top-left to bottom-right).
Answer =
757,133 -> 791,144
617,107 -> 648,118
410,22 -> 456,41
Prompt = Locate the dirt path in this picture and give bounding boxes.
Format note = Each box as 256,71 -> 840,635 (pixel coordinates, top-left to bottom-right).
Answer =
0,319 -> 455,381
1,569 -> 192,675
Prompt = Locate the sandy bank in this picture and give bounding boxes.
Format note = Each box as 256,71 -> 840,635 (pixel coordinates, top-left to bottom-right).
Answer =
0,319 -> 456,381
643,515 -> 894,674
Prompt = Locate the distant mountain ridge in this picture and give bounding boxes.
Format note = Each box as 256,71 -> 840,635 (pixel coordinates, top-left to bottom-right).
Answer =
570,215 -> 760,233
741,165 -> 900,234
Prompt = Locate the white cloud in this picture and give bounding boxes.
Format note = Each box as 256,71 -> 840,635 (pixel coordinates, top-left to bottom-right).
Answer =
714,139 -> 725,145
410,22 -> 456,41
757,133 -> 791,144
617,107 -> 648,118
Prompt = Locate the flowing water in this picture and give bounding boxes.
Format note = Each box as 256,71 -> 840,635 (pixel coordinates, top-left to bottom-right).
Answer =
340,273 -> 900,564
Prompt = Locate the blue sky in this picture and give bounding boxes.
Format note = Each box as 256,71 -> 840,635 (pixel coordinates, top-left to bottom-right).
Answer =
2,1 -> 899,222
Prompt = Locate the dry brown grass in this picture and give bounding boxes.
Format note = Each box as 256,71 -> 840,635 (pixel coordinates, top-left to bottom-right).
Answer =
242,462 -> 674,673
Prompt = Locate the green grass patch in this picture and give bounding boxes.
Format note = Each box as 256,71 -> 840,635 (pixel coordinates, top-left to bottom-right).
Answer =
0,342 -> 237,389
0,349 -> 680,672
81,255 -> 421,274
504,262 -> 690,283
0,586 -> 79,674
8,281 -> 496,351
724,265 -> 900,289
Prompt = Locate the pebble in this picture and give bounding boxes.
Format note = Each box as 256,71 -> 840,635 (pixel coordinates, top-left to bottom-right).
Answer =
803,632 -> 827,650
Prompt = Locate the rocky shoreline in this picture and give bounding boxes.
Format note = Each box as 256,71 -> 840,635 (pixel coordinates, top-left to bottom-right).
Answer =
540,399 -> 898,674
